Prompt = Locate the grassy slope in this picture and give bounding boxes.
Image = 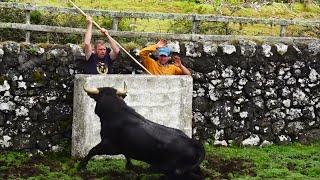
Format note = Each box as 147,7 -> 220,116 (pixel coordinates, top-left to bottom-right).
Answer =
18,0 -> 320,19
19,0 -> 215,14
16,1 -> 320,37
1,142 -> 320,179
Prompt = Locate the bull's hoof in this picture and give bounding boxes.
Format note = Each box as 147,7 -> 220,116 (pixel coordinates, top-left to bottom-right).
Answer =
125,162 -> 134,170
77,161 -> 87,171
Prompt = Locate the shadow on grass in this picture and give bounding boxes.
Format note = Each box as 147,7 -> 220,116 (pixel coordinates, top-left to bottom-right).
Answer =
0,150 -> 257,179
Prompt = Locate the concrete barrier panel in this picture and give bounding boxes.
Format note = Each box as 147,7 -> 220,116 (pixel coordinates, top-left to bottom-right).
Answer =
72,74 -> 193,158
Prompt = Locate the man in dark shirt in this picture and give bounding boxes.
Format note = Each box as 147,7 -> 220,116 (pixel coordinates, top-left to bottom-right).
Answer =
84,15 -> 120,74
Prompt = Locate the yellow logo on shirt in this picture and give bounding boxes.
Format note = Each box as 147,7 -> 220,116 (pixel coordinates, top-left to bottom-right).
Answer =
96,62 -> 108,74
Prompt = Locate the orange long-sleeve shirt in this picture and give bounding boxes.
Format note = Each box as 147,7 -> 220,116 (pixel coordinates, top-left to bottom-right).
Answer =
139,45 -> 183,75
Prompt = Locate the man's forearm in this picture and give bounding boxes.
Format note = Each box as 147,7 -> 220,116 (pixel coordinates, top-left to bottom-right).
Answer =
139,45 -> 157,57
84,23 -> 93,60
180,64 -> 191,75
107,35 -> 120,54
84,23 -> 92,45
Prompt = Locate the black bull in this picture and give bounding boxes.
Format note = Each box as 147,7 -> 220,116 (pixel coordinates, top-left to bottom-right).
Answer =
79,85 -> 205,178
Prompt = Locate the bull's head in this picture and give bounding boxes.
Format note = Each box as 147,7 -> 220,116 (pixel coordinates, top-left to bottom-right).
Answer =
83,82 -> 127,101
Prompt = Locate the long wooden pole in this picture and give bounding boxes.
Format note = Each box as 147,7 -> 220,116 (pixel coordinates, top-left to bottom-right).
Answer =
68,0 -> 152,75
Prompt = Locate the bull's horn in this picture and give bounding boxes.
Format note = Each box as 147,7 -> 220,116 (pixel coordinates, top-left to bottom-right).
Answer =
83,84 -> 99,94
116,82 -> 127,95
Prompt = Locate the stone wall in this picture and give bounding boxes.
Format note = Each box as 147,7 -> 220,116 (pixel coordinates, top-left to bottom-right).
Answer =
1,39 -> 320,152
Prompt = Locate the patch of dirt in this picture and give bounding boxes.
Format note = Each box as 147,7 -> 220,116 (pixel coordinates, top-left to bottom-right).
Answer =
77,165 -> 157,180
0,165 -> 43,179
202,154 -> 256,179
0,154 -> 62,179
286,162 -> 296,171
77,169 -> 125,180
0,160 -> 5,166
26,154 -> 62,171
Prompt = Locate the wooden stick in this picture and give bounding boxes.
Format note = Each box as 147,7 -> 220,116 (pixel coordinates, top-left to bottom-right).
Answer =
68,0 -> 152,75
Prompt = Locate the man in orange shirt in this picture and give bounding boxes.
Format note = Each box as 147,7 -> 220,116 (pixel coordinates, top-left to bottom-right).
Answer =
139,40 -> 191,75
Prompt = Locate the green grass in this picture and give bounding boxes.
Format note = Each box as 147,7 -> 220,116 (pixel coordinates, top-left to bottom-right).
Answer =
0,151 -> 29,166
1,142 -> 320,179
205,142 -> 320,178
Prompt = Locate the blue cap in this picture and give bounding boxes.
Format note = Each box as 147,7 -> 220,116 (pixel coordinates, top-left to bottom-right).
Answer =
158,47 -> 171,57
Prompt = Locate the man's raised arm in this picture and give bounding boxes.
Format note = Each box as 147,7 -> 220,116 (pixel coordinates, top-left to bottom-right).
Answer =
84,15 -> 93,61
100,28 -> 120,61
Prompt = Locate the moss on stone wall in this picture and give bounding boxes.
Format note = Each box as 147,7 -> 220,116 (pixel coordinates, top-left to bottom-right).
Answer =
32,70 -> 44,82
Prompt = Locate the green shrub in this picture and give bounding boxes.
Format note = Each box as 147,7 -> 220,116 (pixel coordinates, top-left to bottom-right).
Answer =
30,10 -> 42,24
119,18 -> 134,31
168,19 -> 192,34
0,8 -> 24,23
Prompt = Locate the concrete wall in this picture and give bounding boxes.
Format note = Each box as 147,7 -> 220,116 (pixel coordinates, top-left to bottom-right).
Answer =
72,74 -> 193,157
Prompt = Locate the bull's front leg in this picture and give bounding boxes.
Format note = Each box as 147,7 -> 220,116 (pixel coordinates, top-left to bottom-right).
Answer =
125,156 -> 134,169
78,140 -> 118,170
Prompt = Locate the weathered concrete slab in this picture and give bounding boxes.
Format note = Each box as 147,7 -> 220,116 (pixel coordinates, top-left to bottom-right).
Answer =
72,74 -> 193,158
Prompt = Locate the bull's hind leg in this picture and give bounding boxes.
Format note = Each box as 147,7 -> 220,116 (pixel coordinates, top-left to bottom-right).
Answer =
78,140 -> 118,170
125,156 -> 134,170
